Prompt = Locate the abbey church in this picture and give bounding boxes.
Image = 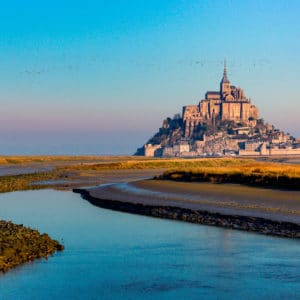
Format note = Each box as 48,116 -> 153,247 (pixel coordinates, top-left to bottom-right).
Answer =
183,62 -> 258,137
137,63 -> 299,157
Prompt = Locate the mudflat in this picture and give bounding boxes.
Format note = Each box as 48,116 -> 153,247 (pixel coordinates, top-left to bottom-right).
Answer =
1,156 -> 300,226
88,179 -> 300,224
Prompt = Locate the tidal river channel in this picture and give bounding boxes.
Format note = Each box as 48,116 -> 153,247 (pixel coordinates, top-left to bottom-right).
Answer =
0,189 -> 299,299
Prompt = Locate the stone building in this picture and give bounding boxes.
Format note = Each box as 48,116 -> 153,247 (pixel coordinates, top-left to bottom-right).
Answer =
162,142 -> 190,157
239,142 -> 300,156
144,144 -> 161,157
139,62 -> 298,158
183,63 -> 259,137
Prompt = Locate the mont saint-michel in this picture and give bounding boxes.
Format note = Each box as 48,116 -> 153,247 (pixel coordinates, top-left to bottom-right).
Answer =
137,63 -> 300,157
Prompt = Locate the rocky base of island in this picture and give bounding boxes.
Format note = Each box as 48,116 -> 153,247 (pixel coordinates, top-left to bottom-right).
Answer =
74,188 -> 300,239
0,220 -> 64,273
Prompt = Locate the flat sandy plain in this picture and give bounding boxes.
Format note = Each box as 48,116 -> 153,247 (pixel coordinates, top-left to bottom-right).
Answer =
1,155 -> 300,228
90,179 -> 300,223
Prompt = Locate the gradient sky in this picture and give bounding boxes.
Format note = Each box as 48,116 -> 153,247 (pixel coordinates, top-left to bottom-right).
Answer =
0,0 -> 300,155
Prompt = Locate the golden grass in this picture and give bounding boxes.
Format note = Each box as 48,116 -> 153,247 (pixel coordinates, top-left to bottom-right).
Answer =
0,156 -> 86,164
159,160 -> 300,189
0,157 -> 253,193
0,172 -> 60,193
0,155 -> 156,165
164,162 -> 300,178
1,157 -> 300,193
63,158 -> 254,171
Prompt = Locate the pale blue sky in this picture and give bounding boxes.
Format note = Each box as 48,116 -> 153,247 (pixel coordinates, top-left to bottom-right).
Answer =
0,0 -> 299,154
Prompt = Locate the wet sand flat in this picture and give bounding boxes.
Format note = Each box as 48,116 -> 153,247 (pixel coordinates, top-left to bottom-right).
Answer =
88,179 -> 300,224
1,158 -> 300,225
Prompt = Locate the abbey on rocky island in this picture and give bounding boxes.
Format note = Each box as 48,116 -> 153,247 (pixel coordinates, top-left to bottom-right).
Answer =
137,63 -> 300,157
183,62 -> 258,137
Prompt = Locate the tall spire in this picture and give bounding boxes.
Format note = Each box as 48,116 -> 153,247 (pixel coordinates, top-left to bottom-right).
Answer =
221,59 -> 229,83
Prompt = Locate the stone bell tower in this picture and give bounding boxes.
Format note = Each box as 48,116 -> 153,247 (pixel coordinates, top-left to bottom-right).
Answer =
220,60 -> 231,99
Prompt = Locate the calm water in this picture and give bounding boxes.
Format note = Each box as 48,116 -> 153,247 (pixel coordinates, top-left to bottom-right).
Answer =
0,189 -> 299,300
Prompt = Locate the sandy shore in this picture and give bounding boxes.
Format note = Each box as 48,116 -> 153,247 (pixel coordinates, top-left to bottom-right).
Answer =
75,178 -> 300,238
87,180 -> 300,224
1,159 -> 299,237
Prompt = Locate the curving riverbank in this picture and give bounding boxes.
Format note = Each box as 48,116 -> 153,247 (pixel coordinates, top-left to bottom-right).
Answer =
0,220 -> 64,273
74,180 -> 300,239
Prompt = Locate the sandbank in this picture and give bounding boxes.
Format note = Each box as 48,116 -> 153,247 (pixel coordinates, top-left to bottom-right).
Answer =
75,179 -> 300,238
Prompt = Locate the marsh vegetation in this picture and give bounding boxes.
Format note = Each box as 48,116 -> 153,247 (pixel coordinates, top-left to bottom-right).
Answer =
0,156 -> 299,273
157,160 -> 300,189
1,157 -> 300,193
0,220 -> 64,273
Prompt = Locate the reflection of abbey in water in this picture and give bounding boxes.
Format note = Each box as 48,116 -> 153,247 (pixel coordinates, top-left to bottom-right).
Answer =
183,62 -> 258,137
137,63 -> 300,157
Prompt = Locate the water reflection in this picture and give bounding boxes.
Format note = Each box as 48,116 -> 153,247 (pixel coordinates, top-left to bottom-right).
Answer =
0,190 -> 299,300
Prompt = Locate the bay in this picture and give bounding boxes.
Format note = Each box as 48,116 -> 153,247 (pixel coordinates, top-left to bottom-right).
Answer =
0,189 -> 299,300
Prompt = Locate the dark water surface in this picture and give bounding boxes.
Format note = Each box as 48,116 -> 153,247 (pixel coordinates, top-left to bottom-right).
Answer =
0,189 -> 299,300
